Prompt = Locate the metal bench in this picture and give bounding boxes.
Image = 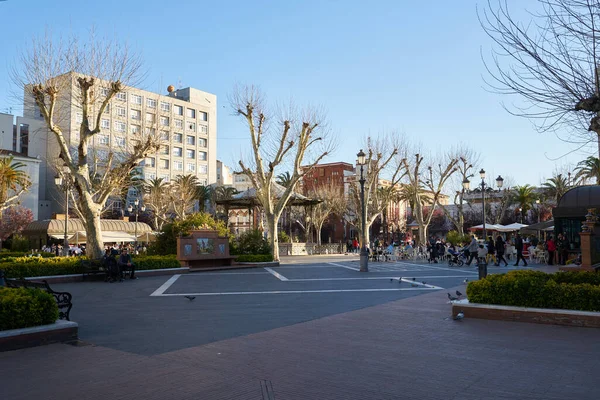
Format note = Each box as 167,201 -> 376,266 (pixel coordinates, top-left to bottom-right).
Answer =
5,278 -> 73,321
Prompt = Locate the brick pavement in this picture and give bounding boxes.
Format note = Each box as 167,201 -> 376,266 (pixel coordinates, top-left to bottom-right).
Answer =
1,282 -> 599,400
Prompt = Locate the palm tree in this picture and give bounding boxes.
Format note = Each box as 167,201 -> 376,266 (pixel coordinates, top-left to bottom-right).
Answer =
276,172 -> 292,188
0,156 -> 31,212
196,185 -> 212,213
542,174 -> 570,204
143,177 -> 171,230
512,185 -> 538,220
171,174 -> 200,219
212,186 -> 238,225
574,156 -> 600,185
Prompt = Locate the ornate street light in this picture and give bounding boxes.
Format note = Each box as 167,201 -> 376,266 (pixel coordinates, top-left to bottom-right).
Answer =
357,149 -> 368,272
54,175 -> 69,256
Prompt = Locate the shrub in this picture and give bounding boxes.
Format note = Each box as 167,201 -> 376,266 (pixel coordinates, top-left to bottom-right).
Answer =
467,270 -> 600,312
230,229 -> 271,255
133,255 -> 181,270
148,213 -> 229,255
10,234 -> 30,252
0,287 -> 59,331
0,251 -> 28,259
446,231 -> 471,246
278,231 -> 290,243
234,254 -> 274,263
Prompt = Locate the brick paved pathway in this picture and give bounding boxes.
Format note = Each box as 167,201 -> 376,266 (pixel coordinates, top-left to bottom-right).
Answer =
1,285 -> 598,399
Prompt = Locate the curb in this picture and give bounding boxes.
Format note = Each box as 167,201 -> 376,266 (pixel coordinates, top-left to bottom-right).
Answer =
452,302 -> 600,328
0,320 -> 79,352
16,267 -> 189,284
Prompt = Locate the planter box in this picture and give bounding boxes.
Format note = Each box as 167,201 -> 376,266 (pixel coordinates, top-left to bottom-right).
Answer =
0,320 -> 78,352
452,302 -> 600,328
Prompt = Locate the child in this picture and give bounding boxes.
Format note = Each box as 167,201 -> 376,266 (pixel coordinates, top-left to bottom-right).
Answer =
477,244 -> 488,264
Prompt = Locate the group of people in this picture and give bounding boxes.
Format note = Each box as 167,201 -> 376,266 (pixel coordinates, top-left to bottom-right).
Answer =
42,244 -> 85,256
101,246 -> 137,282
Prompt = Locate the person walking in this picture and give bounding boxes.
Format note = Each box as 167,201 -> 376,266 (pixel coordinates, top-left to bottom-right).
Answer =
556,233 -> 569,265
546,235 -> 556,265
495,235 -> 509,266
486,235 -> 496,265
514,233 -> 528,266
465,235 -> 479,266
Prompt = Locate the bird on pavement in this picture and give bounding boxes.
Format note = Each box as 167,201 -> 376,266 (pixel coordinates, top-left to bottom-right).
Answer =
422,281 -> 427,285
412,277 -> 416,281
456,290 -> 463,298
454,311 -> 464,321
448,293 -> 459,301
184,296 -> 196,301
463,278 -> 469,283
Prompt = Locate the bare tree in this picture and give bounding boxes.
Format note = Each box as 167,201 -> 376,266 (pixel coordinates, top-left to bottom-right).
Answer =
308,182 -> 346,245
438,147 -> 480,234
345,136 -> 406,246
13,31 -> 159,258
480,0 -> 600,155
405,153 -> 458,244
232,85 -> 334,261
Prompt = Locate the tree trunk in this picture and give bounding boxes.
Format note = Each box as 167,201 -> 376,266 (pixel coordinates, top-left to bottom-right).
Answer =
267,214 -> 279,262
81,200 -> 104,259
316,221 -> 323,245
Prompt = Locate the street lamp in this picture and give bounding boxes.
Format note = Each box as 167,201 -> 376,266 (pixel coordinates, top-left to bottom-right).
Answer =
127,198 -> 146,251
357,149 -> 368,272
54,175 -> 69,256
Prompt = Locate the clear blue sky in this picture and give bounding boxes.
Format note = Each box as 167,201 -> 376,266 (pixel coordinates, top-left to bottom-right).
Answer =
0,0 -> 588,186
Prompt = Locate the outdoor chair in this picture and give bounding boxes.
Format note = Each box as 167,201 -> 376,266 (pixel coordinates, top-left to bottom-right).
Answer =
536,251 -> 548,264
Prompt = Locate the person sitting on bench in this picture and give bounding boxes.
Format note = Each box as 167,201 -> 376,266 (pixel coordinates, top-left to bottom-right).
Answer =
117,248 -> 137,280
102,249 -> 119,282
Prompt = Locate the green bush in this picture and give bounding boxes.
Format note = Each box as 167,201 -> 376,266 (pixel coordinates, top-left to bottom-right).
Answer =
0,251 -> 28,259
230,229 -> 271,255
0,287 -> 59,331
148,213 -> 229,255
10,235 -> 30,252
278,231 -> 290,243
446,231 -> 471,246
133,255 -> 181,270
467,270 -> 600,312
234,254 -> 274,263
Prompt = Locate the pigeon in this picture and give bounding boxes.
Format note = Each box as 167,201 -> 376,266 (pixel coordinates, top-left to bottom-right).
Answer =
184,296 -> 196,301
456,290 -> 463,297
454,311 -> 464,321
463,278 -> 469,283
422,281 -> 427,285
448,293 -> 459,301
412,277 -> 416,281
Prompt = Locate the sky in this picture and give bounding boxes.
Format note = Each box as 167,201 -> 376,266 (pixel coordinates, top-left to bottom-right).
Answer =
0,0 -> 590,187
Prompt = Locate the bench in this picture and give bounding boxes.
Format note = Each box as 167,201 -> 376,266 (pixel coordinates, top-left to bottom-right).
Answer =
5,278 -> 73,321
81,258 -> 136,280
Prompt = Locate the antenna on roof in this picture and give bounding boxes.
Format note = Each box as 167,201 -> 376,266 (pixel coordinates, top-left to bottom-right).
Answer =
177,77 -> 182,90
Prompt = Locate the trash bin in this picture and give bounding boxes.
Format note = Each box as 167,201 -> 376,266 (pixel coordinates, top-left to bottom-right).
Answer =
477,262 -> 488,280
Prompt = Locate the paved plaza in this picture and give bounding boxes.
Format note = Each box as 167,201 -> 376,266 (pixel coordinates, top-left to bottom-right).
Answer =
1,255 -> 598,399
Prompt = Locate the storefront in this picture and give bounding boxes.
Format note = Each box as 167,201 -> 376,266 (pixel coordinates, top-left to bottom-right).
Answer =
552,185 -> 600,251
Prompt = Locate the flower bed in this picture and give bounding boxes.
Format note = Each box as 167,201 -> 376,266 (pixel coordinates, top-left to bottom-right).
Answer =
0,287 -> 59,331
466,270 -> 600,312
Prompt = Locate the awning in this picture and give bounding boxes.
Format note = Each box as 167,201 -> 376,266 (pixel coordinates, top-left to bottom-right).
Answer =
520,220 -> 553,234
469,224 -> 503,231
137,232 -> 158,242
66,231 -> 138,244
496,223 -> 528,232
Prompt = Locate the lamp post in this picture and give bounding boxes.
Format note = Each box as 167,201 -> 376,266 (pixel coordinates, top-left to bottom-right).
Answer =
357,149 -> 368,272
54,175 -> 69,256
128,199 -> 146,251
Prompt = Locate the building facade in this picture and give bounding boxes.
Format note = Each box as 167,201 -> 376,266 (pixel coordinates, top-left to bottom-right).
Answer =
23,72 -> 217,217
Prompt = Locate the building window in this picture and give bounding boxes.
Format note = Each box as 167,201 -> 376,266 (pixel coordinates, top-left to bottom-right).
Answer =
101,87 -> 110,97
173,133 -> 183,143
186,149 -> 195,159
186,108 -> 196,118
160,116 -> 170,126
186,135 -> 195,145
116,92 -> 127,101
187,122 -> 196,132
199,111 -> 207,121
199,164 -> 208,174
130,125 -> 141,135
174,105 -> 183,115
145,113 -> 155,123
160,159 -> 169,169
173,160 -> 183,171
145,127 -> 156,136
114,136 -> 126,147
98,135 -> 109,145
174,119 -> 183,129
160,131 -> 169,141
160,101 -> 171,112
173,147 -> 182,157
104,103 -> 111,114
198,138 -> 207,147
160,174 -> 169,182
186,163 -> 196,172
147,157 -> 156,167
131,94 -> 142,105
76,112 -> 83,123
116,106 -> 126,117
147,98 -> 157,108
160,145 -> 169,155
145,173 -> 156,180
198,151 -> 207,161
200,125 -> 208,134
130,109 -> 141,120
114,121 -> 126,132
101,118 -> 110,129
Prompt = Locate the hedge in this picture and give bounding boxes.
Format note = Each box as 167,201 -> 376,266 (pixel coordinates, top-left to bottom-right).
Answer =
466,270 -> 600,312
234,254 -> 274,263
0,287 -> 59,331
0,255 -> 182,278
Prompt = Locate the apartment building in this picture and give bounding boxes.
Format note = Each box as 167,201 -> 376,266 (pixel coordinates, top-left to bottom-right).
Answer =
24,72 -> 217,216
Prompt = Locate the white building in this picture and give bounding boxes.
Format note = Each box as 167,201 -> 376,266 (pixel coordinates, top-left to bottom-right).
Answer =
23,72 -> 217,216
216,160 -> 233,186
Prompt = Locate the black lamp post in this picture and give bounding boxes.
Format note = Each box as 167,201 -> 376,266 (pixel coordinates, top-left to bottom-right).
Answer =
357,149 -> 368,272
128,199 -> 145,250
54,175 -> 69,256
